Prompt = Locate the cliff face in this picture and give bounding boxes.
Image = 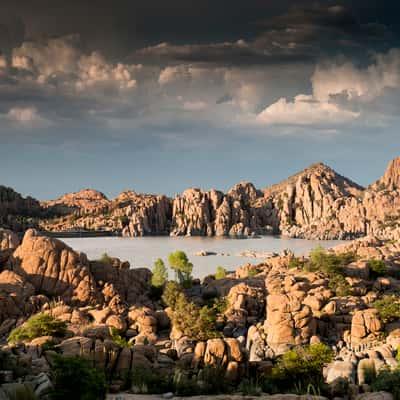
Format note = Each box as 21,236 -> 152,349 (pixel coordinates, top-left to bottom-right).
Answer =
0,185 -> 42,231
4,157 -> 400,239
170,183 -> 274,237
40,189 -> 172,236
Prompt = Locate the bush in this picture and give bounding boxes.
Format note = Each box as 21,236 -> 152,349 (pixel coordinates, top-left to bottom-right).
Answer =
8,313 -> 67,344
50,355 -> 107,400
109,327 -> 134,348
288,257 -> 304,269
304,247 -> 354,296
163,282 -> 221,341
162,281 -> 183,309
98,253 -> 112,264
371,367 -> 400,400
264,343 -> 333,394
369,259 -> 387,278
373,295 -> 400,324
128,367 -> 174,394
151,258 -> 168,288
168,250 -> 193,286
215,266 -> 227,280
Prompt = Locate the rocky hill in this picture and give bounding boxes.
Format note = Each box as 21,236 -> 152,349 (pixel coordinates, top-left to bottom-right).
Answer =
4,157 -> 400,240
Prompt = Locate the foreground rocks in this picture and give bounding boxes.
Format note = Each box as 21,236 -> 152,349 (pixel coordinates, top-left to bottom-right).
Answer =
1,225 -> 400,397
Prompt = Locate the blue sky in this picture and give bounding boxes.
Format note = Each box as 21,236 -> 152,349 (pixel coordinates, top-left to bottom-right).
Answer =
0,1 -> 399,199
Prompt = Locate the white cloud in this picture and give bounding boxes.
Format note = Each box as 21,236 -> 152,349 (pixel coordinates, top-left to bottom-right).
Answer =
12,35 -> 81,75
257,48 -> 400,127
158,65 -> 192,85
312,48 -> 400,102
257,94 -> 360,125
7,106 -> 50,126
76,52 -> 139,90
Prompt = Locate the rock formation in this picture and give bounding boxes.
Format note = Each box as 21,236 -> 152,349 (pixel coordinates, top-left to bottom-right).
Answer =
4,156 -> 400,240
0,228 -> 399,397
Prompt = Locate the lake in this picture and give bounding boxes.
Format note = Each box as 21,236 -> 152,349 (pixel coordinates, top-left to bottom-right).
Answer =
61,236 -> 346,279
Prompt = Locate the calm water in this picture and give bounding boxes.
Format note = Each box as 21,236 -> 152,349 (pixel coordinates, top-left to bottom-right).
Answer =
61,236 -> 346,279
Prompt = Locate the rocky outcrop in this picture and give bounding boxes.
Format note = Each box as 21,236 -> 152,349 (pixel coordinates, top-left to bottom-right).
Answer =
0,229 -> 20,267
11,229 -> 100,305
40,189 -> 172,237
170,183 -> 274,237
41,189 -> 109,215
6,156 -> 400,240
0,185 -> 42,232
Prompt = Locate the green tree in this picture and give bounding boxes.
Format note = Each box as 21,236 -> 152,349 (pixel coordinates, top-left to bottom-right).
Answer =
162,282 -> 220,341
151,258 -> 168,288
168,251 -> 193,286
215,266 -> 227,280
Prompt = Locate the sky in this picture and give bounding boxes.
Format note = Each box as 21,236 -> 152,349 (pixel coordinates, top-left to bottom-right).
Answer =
0,0 -> 400,200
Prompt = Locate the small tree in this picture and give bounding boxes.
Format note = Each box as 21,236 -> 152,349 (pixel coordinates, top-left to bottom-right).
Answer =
168,251 -> 193,286
162,282 -> 220,341
152,258 -> 168,288
215,266 -> 227,280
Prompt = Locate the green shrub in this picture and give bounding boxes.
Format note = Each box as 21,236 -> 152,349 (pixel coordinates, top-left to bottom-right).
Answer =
239,378 -> 262,396
151,258 -> 168,288
8,314 -> 67,344
248,267 -> 261,277
163,282 -> 220,341
109,327 -> 134,348
128,367 -> 174,394
373,295 -> 400,324
215,266 -> 227,280
162,281 -> 183,309
168,250 -> 193,287
98,253 -> 112,264
369,259 -> 387,278
371,367 -> 400,400
265,343 -> 333,395
50,355 -> 107,400
288,257 -> 304,269
304,247 -> 354,296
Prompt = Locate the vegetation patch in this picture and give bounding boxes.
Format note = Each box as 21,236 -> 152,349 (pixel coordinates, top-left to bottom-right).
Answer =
162,281 -> 222,341
373,295 -> 400,324
263,343 -> 333,395
8,313 -> 67,344
50,355 -> 107,400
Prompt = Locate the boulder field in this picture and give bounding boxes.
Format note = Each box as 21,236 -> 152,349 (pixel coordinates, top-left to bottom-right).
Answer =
0,228 -> 400,398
